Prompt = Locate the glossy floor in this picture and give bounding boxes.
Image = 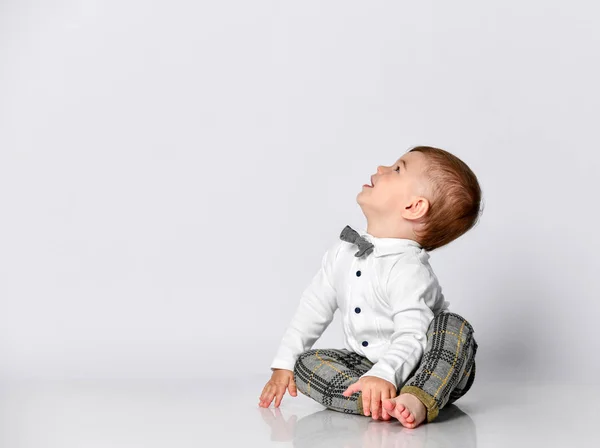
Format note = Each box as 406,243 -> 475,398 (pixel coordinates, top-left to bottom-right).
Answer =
0,376 -> 594,447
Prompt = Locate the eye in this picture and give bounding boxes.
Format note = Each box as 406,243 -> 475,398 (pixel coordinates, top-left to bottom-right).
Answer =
394,165 -> 400,173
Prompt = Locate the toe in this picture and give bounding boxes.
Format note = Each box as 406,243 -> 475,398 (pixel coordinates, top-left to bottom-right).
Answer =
394,404 -> 407,420
406,413 -> 415,423
401,408 -> 411,419
388,404 -> 405,421
382,399 -> 395,411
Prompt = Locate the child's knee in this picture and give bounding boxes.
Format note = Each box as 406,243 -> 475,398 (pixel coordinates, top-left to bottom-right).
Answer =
437,312 -> 476,337
293,349 -> 319,379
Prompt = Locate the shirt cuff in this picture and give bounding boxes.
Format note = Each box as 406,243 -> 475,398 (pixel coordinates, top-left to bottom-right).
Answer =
360,363 -> 399,389
270,358 -> 296,372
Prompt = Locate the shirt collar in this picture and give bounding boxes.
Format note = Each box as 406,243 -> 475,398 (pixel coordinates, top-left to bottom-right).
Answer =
357,228 -> 423,257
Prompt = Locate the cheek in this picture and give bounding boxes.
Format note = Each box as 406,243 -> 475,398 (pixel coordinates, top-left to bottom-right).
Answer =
380,180 -> 403,198
380,186 -> 408,207
376,189 -> 399,206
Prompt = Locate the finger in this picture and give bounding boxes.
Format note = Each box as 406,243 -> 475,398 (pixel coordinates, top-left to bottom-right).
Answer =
363,390 -> 371,416
289,379 -> 298,397
259,384 -> 269,401
259,385 -> 269,406
343,381 -> 360,396
380,389 -> 390,420
390,387 -> 398,399
274,387 -> 285,408
288,383 -> 298,397
264,387 -> 276,407
371,389 -> 381,419
259,395 -> 269,407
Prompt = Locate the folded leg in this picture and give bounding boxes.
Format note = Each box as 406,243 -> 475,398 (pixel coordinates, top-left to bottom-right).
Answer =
293,348 -> 374,415
400,311 -> 478,422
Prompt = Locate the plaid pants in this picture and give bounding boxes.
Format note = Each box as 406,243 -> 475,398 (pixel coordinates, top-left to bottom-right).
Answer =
293,311 -> 478,422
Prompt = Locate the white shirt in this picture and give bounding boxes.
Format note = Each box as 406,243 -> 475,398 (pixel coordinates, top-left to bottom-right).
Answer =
270,227 -> 449,388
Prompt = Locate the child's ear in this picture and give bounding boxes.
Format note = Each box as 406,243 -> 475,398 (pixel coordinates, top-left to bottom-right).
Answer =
403,196 -> 429,220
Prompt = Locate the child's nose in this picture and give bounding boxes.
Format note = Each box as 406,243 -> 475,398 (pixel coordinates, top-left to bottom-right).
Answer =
377,166 -> 386,174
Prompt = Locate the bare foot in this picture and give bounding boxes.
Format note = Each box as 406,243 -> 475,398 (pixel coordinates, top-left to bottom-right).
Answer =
382,393 -> 427,429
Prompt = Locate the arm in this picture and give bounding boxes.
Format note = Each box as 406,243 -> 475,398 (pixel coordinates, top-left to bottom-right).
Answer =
269,241 -> 340,371
360,260 -> 439,388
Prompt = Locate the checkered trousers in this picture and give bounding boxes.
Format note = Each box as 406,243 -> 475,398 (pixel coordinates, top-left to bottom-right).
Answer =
292,311 -> 478,422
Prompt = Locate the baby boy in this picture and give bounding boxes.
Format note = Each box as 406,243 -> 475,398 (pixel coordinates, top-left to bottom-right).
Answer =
259,146 -> 482,428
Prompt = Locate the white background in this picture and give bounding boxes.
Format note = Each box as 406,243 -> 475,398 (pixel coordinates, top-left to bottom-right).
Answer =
1,0 -> 598,386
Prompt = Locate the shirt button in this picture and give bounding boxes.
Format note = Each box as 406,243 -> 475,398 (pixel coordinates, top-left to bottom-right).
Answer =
356,270 -> 361,277
354,307 -> 361,313
362,341 -> 368,347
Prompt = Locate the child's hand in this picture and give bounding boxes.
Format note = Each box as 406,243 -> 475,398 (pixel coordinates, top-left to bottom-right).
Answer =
259,368 -> 298,408
342,376 -> 397,420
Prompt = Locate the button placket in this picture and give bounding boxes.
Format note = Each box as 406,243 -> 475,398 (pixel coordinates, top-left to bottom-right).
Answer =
353,263 -> 363,316
353,261 -> 369,348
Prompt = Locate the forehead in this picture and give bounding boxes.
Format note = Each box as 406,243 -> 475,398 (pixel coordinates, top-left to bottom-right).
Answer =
394,151 -> 426,169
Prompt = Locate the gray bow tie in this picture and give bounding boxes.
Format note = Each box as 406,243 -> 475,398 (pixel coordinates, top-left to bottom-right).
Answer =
340,225 -> 374,258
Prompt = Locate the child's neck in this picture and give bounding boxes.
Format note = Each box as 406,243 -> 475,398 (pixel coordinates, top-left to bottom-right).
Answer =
365,221 -> 415,240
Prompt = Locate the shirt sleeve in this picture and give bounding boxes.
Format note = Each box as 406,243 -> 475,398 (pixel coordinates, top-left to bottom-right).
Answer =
269,241 -> 340,372
360,259 -> 439,388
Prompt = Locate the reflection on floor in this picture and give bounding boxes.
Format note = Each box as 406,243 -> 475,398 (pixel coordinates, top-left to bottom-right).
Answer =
260,403 -> 476,448
0,375 -> 595,447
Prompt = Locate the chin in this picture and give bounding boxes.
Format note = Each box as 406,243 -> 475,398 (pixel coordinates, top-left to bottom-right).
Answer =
356,194 -> 369,210
357,186 -> 371,200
